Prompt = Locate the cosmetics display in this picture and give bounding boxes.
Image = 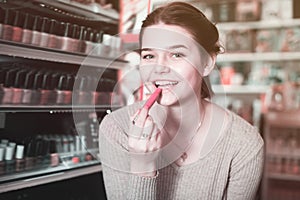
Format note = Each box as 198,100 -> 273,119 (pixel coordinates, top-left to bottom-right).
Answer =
0,8 -> 122,57
0,64 -> 118,106
0,132 -> 98,176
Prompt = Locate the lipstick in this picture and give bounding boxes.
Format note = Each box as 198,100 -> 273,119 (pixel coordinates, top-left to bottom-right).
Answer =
143,88 -> 162,109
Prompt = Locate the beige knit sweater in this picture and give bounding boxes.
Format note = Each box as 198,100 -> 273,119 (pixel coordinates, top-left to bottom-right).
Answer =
99,102 -> 264,200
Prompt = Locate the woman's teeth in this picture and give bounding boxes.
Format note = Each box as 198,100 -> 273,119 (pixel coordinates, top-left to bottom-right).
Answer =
155,81 -> 178,88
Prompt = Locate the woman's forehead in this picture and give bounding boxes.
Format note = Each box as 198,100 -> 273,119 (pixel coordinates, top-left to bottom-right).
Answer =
141,24 -> 196,49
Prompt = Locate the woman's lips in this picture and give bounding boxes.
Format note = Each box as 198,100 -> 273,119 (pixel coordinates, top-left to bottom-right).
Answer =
154,80 -> 179,89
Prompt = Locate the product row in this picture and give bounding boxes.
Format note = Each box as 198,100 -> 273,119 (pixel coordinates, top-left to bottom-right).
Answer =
219,26 -> 300,53
0,9 -> 122,57
0,64 -> 118,106
0,134 -> 97,176
267,156 -> 300,175
198,0 -> 294,23
267,128 -> 300,156
214,61 -> 300,86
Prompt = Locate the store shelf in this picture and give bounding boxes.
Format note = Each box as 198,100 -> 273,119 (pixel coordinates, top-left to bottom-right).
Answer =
265,110 -> 300,128
0,162 -> 102,193
212,85 -> 269,95
217,52 -> 300,63
0,105 -> 121,113
267,172 -> 300,182
216,18 -> 300,30
0,40 -> 128,70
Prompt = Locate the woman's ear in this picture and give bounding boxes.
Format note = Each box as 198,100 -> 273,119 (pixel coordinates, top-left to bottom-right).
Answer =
203,55 -> 216,77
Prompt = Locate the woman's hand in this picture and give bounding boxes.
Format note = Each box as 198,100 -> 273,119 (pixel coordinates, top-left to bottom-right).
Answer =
128,106 -> 169,177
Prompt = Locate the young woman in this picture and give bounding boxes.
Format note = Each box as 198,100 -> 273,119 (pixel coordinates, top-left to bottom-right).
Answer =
99,2 -> 264,199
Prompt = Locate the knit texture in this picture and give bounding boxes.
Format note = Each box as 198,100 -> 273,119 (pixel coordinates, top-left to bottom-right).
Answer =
99,102 -> 264,200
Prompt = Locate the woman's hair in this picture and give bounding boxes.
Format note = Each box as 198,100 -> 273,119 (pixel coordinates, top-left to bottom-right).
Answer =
140,1 -> 221,98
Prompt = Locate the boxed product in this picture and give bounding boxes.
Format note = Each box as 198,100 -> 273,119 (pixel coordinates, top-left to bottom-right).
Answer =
235,0 -> 261,21
280,26 -> 300,52
255,29 -> 280,52
225,29 -> 254,52
261,0 -> 293,20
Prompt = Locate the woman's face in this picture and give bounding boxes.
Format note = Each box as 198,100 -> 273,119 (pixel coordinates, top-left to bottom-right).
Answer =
139,23 -> 211,106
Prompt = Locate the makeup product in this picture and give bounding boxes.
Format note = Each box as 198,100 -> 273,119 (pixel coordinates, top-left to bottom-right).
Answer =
70,24 -> 80,52
91,31 -> 104,56
39,73 -> 53,105
21,71 -> 35,104
0,147 -> 5,175
30,72 -> 43,105
25,141 -> 35,171
39,17 -> 49,47
12,70 -> 27,104
2,68 -> 18,104
22,13 -> 33,44
59,22 -> 72,51
11,11 -> 23,42
75,76 -> 89,105
15,145 -> 25,172
84,28 -> 95,55
47,19 -> 58,49
2,9 -> 13,41
0,8 -> 4,39
56,75 -> 69,104
49,138 -> 59,167
78,26 -> 86,53
5,146 -> 15,173
31,16 -> 42,46
64,74 -> 74,105
143,88 -> 162,109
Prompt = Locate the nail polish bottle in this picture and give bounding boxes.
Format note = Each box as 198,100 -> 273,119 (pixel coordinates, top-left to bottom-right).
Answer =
78,26 -> 86,53
39,73 -> 53,105
11,11 -> 23,42
64,74 -> 74,105
47,19 -> 58,49
59,22 -> 71,51
49,138 -> 59,167
2,68 -> 18,104
84,28 -> 95,55
42,136 -> 50,167
74,76 -> 89,105
70,24 -> 80,52
22,13 -> 33,44
15,145 -> 25,172
91,31 -> 104,56
5,146 -> 15,174
31,16 -> 42,46
2,9 -> 13,41
56,75 -> 68,104
0,8 -> 4,39
0,147 -> 4,175
34,138 -> 43,168
39,17 -> 49,47
21,71 -> 35,104
25,141 -> 35,171
30,72 -> 43,105
12,70 -> 27,104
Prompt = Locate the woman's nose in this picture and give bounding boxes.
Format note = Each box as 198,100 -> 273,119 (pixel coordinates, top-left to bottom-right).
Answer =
154,55 -> 170,73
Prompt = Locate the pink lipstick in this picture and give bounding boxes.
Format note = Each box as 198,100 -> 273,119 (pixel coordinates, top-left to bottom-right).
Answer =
143,88 -> 162,109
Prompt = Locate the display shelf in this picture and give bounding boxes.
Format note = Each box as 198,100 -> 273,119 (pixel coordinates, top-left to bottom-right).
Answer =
212,85 -> 269,95
55,0 -> 119,21
0,162 -> 102,193
267,172 -> 300,182
0,40 -> 128,70
265,110 -> 300,128
0,105 -> 121,113
217,52 -> 300,63
216,18 -> 300,30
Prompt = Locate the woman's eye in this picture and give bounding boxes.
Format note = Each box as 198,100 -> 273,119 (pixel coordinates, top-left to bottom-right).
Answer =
142,54 -> 154,60
171,52 -> 185,58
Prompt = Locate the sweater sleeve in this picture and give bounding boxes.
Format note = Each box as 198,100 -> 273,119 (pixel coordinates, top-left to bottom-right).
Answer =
99,112 -> 158,200
225,125 -> 265,200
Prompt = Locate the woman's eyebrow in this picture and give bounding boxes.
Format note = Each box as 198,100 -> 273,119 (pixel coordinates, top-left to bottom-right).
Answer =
140,45 -> 188,53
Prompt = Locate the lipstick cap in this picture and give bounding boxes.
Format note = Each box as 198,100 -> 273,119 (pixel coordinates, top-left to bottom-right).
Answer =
5,146 -> 14,161
0,147 -> 4,161
15,145 -> 24,159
